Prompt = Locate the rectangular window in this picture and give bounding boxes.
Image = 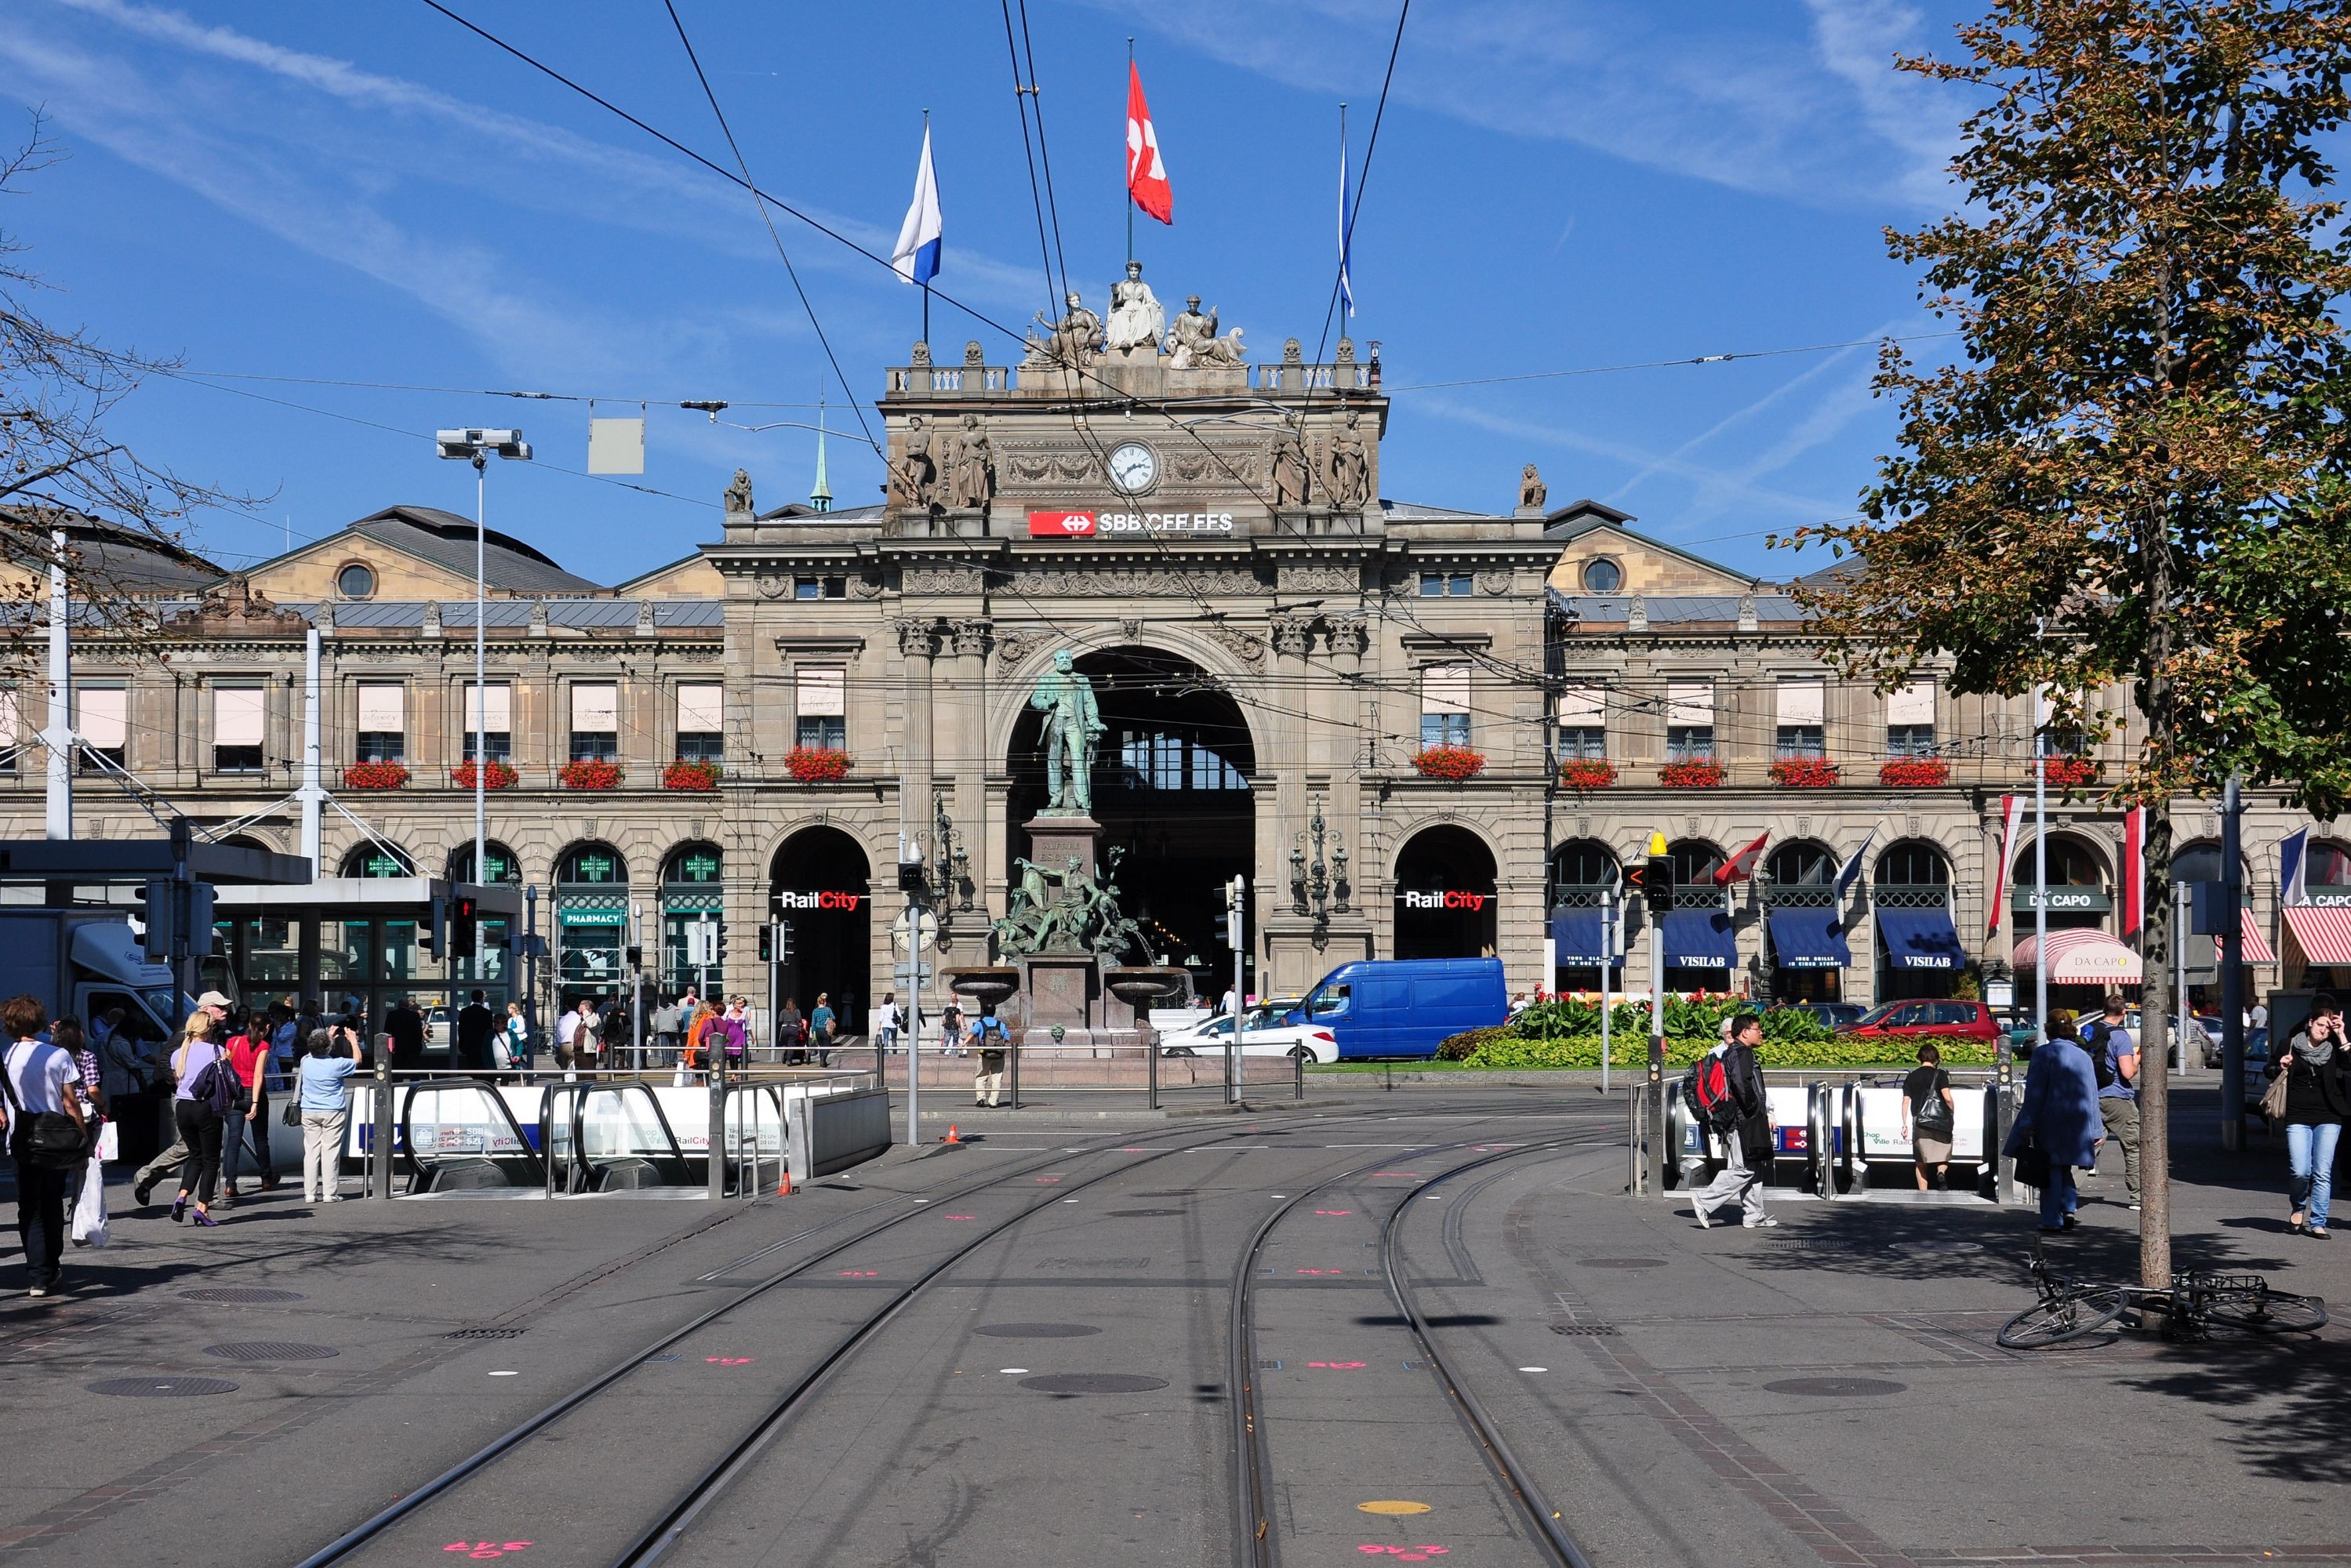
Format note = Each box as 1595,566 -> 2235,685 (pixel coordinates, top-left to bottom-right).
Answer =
75,683 -> 128,769
355,681 -> 405,764
676,681 -> 724,761
213,684 -> 265,772
1665,679 -> 1714,760
1420,662 -> 1472,749
1886,681 -> 1935,756
794,575 -> 847,601
0,686 -> 17,773
1775,677 -> 1826,758
1555,684 -> 1606,760
569,681 -> 619,763
794,666 -> 846,750
462,681 -> 513,763
1418,572 -> 1475,597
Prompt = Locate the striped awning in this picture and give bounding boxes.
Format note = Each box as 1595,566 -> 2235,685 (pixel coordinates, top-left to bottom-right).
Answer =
2238,909 -> 2278,964
2014,928 -> 2142,984
2284,905 -> 2351,966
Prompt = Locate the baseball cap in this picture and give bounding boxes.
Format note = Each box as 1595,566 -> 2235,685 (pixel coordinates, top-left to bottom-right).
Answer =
196,990 -> 232,1009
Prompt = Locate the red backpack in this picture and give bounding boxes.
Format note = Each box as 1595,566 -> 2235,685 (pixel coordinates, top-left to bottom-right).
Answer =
1681,1051 -> 1741,1133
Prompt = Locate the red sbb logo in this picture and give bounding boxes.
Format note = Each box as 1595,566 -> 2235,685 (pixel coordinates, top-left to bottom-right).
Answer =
1401,891 -> 1492,911
1029,510 -> 1097,537
776,890 -> 863,911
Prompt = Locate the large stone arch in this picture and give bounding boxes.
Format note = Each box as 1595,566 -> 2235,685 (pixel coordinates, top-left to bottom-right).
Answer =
985,626 -> 1274,771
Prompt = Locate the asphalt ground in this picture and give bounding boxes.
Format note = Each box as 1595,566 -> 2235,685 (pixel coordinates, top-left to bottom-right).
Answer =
0,1076 -> 2343,1567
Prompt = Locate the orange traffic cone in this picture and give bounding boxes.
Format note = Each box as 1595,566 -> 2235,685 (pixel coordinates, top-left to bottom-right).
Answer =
943,1123 -> 962,1145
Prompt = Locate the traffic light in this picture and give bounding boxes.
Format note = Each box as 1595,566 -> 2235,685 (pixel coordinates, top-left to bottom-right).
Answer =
715,924 -> 729,965
758,923 -> 773,963
449,895 -> 478,960
1643,832 -> 1673,915
141,878 -> 216,960
423,893 -> 445,959
625,943 -> 643,969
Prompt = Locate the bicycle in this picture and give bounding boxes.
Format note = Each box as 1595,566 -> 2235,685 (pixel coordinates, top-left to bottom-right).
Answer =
1996,1241 -> 2327,1349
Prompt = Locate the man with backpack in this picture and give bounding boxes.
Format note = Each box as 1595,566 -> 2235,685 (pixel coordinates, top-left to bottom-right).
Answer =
2080,993 -> 2141,1210
972,1007 -> 1011,1108
1686,1011 -> 1779,1229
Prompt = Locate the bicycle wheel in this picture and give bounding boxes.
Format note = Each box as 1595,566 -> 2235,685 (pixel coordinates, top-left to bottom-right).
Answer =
1997,1286 -> 2130,1349
2206,1287 -> 2327,1335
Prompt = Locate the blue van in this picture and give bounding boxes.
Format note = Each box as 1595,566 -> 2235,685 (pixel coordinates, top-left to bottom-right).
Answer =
1277,957 -> 1509,1060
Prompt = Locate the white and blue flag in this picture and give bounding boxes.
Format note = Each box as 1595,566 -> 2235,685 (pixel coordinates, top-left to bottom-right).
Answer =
892,124 -> 942,285
1337,118 -> 1355,318
2281,826 -> 2311,906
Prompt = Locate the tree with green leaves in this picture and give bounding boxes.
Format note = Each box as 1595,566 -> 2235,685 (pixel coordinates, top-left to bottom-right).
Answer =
1779,2 -> 2351,1289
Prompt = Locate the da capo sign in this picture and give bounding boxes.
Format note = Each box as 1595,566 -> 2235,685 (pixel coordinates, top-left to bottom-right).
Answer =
1028,509 -> 1237,537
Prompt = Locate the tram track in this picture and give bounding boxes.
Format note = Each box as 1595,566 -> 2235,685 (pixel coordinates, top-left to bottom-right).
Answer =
292,1098 -> 1569,1568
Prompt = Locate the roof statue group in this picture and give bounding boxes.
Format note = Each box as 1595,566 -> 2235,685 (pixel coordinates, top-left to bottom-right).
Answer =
1023,262 -> 1245,369
885,412 -> 997,513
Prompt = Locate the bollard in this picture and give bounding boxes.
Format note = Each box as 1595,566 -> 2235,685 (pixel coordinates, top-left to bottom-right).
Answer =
707,1057 -> 726,1201
372,1060 -> 394,1200
1146,1030 -> 1159,1112
1008,1040 -> 1022,1111
1293,1048 -> 1305,1101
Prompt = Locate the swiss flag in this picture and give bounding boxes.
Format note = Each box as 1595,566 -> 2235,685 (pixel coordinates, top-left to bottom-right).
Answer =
1713,832 -> 1770,887
1125,62 -> 1172,224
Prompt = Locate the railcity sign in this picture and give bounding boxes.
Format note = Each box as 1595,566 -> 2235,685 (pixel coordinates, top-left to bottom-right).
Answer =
1401,890 -> 1493,911
775,890 -> 867,911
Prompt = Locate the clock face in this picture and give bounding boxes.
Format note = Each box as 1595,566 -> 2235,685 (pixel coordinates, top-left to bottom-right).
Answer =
1106,441 -> 1158,495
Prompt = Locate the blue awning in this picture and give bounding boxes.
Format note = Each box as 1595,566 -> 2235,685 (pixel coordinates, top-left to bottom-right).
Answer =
1766,906 -> 1851,969
1661,908 -> 1738,968
1876,906 -> 1964,971
1548,907 -> 1624,967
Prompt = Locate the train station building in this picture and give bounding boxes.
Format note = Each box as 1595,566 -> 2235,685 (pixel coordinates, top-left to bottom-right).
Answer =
4,290 -> 2344,1032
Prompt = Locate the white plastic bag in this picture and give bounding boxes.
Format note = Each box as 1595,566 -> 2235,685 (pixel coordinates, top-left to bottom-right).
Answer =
71,1152 -> 108,1249
96,1120 -> 119,1162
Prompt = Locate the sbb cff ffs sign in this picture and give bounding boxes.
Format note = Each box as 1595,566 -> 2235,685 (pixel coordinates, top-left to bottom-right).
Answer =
1028,510 -> 1238,537
776,890 -> 865,911
1401,890 -> 1493,911
1029,510 -> 1098,537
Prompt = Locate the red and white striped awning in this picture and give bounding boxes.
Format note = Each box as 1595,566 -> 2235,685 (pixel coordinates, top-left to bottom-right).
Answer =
2284,905 -> 2351,966
2014,928 -> 2142,984
2238,908 -> 2278,964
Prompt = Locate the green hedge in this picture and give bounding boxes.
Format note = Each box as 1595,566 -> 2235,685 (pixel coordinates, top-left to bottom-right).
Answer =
1455,1034 -> 1999,1070
1509,995 -> 1833,1044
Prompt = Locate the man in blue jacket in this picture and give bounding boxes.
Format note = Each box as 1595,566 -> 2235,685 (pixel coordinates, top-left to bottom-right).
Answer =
2005,1011 -> 2105,1232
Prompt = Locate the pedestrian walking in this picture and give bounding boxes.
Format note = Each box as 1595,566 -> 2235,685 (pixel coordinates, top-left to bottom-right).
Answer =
2265,993 -> 2349,1239
971,1007 -> 1010,1107
876,993 -> 901,1055
298,1024 -> 364,1203
809,992 -> 836,1069
1688,1011 -> 1777,1229
385,996 -> 425,1073
574,999 -> 604,1078
167,1010 -> 235,1228
776,997 -> 805,1064
651,999 -> 681,1065
220,1013 -> 278,1203
1,993 -> 91,1298
2081,993 -> 2142,1210
503,1002 -> 531,1070
49,1018 -> 105,1219
554,1000 -> 580,1069
455,989 -> 495,1074
940,1001 -> 965,1058
716,998 -> 749,1068
95,1007 -> 154,1165
1902,1041 -> 1957,1191
2004,1009 -> 2103,1232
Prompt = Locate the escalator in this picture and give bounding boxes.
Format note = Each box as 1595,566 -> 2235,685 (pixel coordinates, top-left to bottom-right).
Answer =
400,1080 -> 546,1194
542,1081 -> 696,1194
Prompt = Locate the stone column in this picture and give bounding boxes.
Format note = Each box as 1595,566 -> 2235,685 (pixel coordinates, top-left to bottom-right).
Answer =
896,619 -> 940,839
949,619 -> 991,907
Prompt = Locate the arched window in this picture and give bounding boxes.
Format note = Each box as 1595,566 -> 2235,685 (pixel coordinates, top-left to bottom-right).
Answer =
556,843 -> 628,888
448,840 -> 521,886
1767,842 -> 1837,887
1876,840 -> 1951,888
2306,839 -> 2351,888
340,843 -> 413,879
1548,839 -> 1619,903
1667,838 -> 1723,888
2013,835 -> 2107,887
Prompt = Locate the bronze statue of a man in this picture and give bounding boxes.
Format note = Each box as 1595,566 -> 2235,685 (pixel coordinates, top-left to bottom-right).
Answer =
1027,649 -> 1104,815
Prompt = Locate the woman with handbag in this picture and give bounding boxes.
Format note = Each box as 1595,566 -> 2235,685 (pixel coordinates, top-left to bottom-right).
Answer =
1,993 -> 89,1298
297,1024 -> 365,1203
168,1010 -> 231,1228
2264,993 -> 2349,1239
2003,1010 -> 2102,1232
1901,1041 -> 1957,1192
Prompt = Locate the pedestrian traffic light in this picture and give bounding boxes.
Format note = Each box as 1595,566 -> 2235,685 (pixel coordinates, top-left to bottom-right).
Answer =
625,943 -> 643,969
758,923 -> 772,962
714,925 -> 729,964
449,895 -> 478,960
423,893 -> 444,959
1644,831 -> 1673,915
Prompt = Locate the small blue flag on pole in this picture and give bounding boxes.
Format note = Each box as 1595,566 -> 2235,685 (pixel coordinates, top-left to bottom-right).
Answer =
892,123 -> 943,286
2281,826 -> 2310,906
1337,107 -> 1355,318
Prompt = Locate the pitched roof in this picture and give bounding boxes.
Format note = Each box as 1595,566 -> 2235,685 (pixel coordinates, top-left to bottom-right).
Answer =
247,505 -> 604,593
0,508 -> 225,594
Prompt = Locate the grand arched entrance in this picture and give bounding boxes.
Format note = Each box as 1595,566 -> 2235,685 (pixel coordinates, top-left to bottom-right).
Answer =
770,827 -> 870,1036
1005,646 -> 1255,1001
1394,826 -> 1499,961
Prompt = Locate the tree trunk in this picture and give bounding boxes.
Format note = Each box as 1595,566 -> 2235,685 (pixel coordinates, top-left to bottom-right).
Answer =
2138,807 -> 2173,1292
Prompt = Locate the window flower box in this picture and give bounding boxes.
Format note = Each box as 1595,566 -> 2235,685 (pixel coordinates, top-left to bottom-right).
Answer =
784,746 -> 852,784
1659,759 -> 1725,789
341,761 -> 409,790
558,759 -> 622,790
663,759 -> 723,792
1879,757 -> 1950,788
1557,759 -> 1618,791
1411,745 -> 1487,782
1768,757 -> 1839,789
449,760 -> 518,790
2040,757 -> 2098,788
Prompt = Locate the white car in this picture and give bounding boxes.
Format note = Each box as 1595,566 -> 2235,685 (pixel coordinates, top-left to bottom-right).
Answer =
1157,1007 -> 1339,1064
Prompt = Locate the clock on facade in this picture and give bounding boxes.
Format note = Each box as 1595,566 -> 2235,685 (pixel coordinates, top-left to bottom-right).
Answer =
1106,441 -> 1158,495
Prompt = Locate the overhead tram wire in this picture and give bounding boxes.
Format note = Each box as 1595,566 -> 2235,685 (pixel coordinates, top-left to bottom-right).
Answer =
659,0 -> 878,458
1009,0 -> 1073,307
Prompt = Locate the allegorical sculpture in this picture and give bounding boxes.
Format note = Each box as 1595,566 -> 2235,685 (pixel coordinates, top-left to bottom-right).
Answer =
1104,260 -> 1165,355
1023,292 -> 1103,368
724,468 -> 754,519
1519,464 -> 1546,511
1270,428 -> 1314,509
1164,295 -> 1247,368
889,415 -> 939,509
949,414 -> 996,510
993,849 -> 1142,959
1327,412 -> 1371,510
1028,649 -> 1105,815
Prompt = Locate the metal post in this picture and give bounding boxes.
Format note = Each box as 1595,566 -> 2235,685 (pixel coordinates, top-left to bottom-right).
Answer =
1648,901 -> 1666,1197
1226,874 -> 1245,1106
523,886 -> 540,1060
43,526 -> 71,844
2033,677 -> 2048,1047
1008,1033 -> 1022,1110
300,626 -> 322,869
2174,880 -> 2190,1073
707,1051 -> 727,1200
903,895 -> 921,1148
472,455 -> 488,915
1147,1022 -> 1159,1110
629,899 -> 644,1080
1293,1047 -> 1304,1102
2219,775 -> 2246,1147
1599,888 -> 1615,1094
372,1055 -> 393,1200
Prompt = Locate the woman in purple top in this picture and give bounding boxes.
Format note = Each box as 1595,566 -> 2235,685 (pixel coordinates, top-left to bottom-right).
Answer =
169,1011 -> 228,1227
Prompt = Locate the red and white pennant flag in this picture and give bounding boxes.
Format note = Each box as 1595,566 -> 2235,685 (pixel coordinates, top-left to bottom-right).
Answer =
1125,61 -> 1172,224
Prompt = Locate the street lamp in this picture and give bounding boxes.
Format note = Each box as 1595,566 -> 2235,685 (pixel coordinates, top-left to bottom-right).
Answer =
435,428 -> 531,917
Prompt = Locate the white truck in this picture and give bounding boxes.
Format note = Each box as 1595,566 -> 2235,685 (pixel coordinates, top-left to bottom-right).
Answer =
0,908 -> 196,1061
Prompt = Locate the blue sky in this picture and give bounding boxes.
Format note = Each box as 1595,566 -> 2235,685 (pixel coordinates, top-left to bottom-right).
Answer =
2,0 -> 1976,586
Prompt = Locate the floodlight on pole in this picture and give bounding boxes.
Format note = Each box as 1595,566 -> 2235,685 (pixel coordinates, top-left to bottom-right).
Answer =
435,428 -> 531,918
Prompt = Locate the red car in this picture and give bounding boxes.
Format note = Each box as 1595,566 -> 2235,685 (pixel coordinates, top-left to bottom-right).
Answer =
1839,999 -> 1999,1044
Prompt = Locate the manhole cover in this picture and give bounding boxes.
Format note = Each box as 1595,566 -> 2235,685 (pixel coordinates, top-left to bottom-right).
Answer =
1018,1373 -> 1169,1395
87,1377 -> 240,1398
447,1327 -> 529,1341
1764,1377 -> 1907,1397
1764,1239 -> 1828,1249
179,1288 -> 303,1304
203,1342 -> 340,1363
976,1323 -> 1103,1338
1891,1239 -> 1985,1254
1580,1258 -> 1666,1269
1550,1323 -> 1619,1336
1105,1208 -> 1184,1218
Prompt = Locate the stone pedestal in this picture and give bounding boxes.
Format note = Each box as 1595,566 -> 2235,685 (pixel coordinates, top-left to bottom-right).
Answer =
1015,812 -> 1106,1040
1022,812 -> 1101,881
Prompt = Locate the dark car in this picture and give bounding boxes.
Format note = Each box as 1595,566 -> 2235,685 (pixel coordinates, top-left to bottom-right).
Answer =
1779,1002 -> 1866,1032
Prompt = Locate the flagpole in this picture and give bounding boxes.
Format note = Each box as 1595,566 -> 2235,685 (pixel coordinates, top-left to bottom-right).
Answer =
1339,100 -> 1350,319
921,108 -> 932,346
1126,38 -> 1136,266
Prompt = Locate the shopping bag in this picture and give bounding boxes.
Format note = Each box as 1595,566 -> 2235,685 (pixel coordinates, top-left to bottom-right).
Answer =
96,1120 -> 119,1162
71,1152 -> 108,1249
